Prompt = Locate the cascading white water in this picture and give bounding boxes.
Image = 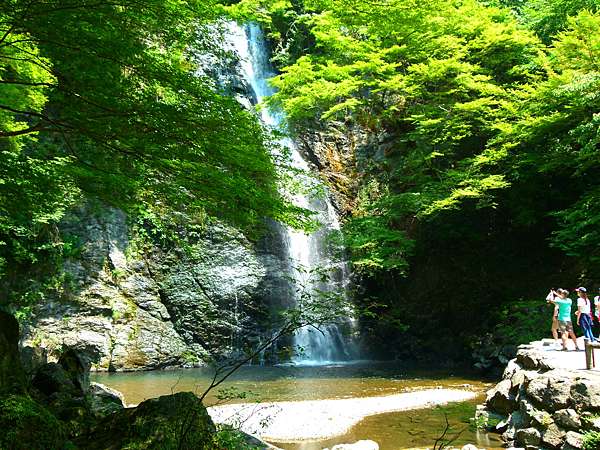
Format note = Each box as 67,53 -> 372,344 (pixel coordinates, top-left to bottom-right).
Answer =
226,22 -> 356,365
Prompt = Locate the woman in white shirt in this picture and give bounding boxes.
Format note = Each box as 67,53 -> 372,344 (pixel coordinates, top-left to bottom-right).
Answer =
576,287 -> 595,342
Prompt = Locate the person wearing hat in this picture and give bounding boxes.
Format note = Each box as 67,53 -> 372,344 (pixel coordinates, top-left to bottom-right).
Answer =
575,287 -> 595,342
547,288 -> 580,351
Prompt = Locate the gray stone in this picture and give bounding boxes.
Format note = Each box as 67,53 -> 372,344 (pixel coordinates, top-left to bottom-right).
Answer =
21,202 -> 295,370
542,422 -> 567,449
88,382 -> 125,417
20,345 -> 48,379
562,431 -> 584,450
486,379 -> 517,414
515,427 -> 541,446
503,359 -> 521,380
553,409 -> 582,430
521,398 -> 553,429
516,347 -> 555,370
503,410 -> 527,441
526,370 -> 573,411
570,375 -> 600,412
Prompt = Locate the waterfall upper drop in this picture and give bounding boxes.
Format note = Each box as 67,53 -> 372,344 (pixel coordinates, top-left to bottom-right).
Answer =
226,22 -> 357,365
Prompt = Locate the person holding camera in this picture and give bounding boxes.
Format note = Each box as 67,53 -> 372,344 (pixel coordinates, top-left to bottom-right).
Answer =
546,289 -> 560,343
547,288 -> 580,351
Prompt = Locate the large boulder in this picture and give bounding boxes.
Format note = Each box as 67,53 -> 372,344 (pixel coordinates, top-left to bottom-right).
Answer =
486,379 -> 517,414
88,382 -> 125,417
541,422 -> 566,449
570,376 -> 600,412
562,431 -> 584,450
31,348 -> 94,422
526,370 -> 573,412
0,311 -> 25,393
515,427 -> 541,447
32,362 -> 81,399
554,409 -> 582,430
82,392 -> 216,449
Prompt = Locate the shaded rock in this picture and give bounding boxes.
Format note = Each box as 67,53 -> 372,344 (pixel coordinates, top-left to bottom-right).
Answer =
19,345 -> 48,380
82,392 -> 215,449
58,348 -> 90,392
515,427 -> 541,447
562,431 -> 584,450
486,379 -> 517,414
31,361 -> 88,422
542,422 -> 566,449
553,409 -> 581,430
520,398 -> 553,429
570,376 -> 600,412
0,311 -> 25,393
88,382 -> 124,417
0,394 -> 67,450
32,362 -> 81,399
503,410 -> 527,441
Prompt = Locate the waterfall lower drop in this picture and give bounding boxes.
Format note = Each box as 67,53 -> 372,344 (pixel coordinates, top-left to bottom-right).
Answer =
227,22 -> 356,365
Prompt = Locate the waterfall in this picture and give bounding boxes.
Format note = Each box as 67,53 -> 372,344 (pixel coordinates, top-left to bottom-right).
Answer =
225,22 -> 356,365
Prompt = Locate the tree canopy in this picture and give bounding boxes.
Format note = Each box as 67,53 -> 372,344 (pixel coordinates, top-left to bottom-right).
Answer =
0,0 -> 310,299
232,0 -> 600,274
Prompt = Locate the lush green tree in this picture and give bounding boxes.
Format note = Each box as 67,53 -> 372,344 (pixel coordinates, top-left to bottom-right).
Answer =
0,1 -> 309,306
520,0 -> 599,43
249,0 -> 540,272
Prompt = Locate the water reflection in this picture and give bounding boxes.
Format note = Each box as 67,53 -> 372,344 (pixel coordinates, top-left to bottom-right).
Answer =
92,362 -> 503,450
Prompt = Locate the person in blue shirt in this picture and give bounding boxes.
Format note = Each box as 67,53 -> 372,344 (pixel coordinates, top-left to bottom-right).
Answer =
547,288 -> 580,351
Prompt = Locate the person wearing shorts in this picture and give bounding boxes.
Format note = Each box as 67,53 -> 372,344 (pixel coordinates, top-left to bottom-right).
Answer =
547,289 -> 580,351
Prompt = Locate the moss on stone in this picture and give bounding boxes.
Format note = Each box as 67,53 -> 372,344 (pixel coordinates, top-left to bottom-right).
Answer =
0,394 -> 68,450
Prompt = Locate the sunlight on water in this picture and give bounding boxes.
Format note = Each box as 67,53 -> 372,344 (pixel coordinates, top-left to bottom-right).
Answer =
93,363 -> 503,450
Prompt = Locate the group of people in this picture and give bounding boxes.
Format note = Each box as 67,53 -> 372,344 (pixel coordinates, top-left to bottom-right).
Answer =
546,287 -> 600,351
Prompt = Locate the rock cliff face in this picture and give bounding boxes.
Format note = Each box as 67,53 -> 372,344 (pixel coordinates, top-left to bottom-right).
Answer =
21,205 -> 292,371
478,340 -> 600,450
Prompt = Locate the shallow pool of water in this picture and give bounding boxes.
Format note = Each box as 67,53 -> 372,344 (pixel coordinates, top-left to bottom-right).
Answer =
92,362 -> 503,449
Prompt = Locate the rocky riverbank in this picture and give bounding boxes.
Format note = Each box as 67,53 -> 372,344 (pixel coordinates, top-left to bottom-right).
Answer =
478,338 -> 600,450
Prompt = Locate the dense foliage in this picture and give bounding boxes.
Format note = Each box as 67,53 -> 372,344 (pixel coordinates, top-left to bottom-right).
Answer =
2,0 -> 599,360
0,1 -> 311,307
230,0 -> 600,358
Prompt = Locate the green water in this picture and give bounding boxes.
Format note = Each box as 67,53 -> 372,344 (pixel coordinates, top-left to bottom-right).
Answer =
92,362 -> 504,450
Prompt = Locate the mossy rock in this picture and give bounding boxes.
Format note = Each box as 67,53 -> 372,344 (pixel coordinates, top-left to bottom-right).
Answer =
82,392 -> 216,449
0,394 -> 68,450
0,311 -> 25,394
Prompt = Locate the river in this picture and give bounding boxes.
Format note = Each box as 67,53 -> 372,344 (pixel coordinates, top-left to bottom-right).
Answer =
92,362 -> 503,449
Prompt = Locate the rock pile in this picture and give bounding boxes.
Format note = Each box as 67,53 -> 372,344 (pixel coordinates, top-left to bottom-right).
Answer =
478,340 -> 600,450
